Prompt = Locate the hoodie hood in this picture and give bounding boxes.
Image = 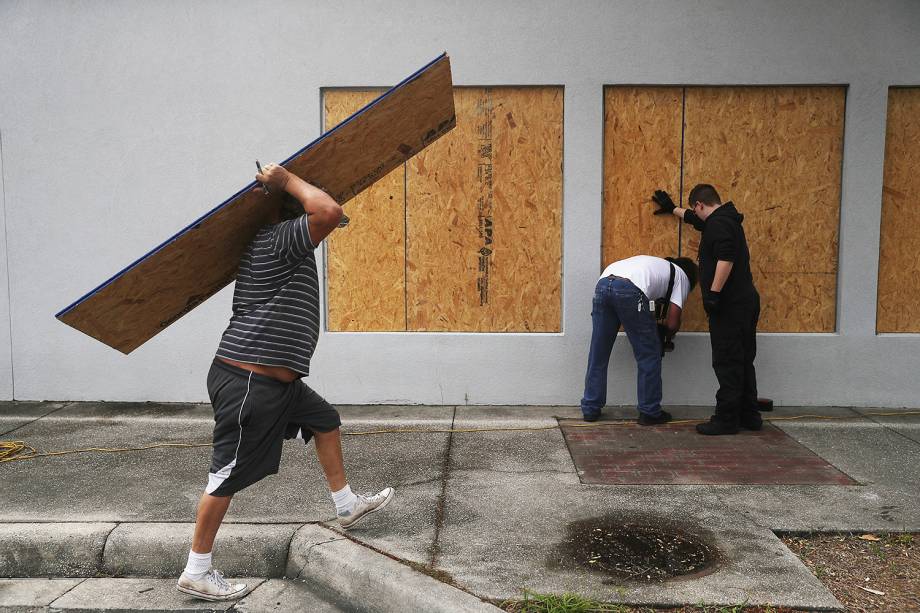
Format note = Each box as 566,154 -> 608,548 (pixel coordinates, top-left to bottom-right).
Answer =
711,201 -> 744,224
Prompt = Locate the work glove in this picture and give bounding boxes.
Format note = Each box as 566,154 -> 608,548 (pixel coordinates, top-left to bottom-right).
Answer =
703,290 -> 721,316
651,190 -> 676,215
657,323 -> 674,356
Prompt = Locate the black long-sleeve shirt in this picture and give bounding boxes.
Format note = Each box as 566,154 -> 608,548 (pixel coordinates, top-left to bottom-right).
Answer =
684,202 -> 757,303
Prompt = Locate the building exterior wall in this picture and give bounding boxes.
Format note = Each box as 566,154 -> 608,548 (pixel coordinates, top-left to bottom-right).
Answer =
1,1 -> 918,405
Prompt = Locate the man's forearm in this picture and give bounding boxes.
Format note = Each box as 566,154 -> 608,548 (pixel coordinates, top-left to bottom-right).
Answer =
665,303 -> 682,334
672,208 -> 687,220
711,260 -> 733,292
284,174 -> 340,215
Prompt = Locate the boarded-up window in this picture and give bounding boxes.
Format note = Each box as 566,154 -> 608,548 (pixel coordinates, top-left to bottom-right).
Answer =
877,87 -> 920,333
324,87 -> 563,332
603,86 -> 845,332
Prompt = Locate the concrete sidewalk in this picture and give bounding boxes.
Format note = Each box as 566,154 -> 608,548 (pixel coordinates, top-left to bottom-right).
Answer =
1,402 -> 919,611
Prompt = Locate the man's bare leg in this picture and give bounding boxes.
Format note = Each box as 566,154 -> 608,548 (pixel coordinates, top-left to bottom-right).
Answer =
178,492 -> 247,601
192,492 -> 232,553
312,427 -> 395,529
313,428 -> 346,491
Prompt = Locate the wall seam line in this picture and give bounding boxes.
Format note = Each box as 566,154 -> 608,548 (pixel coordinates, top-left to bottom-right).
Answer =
404,161 -> 409,332
0,129 -> 14,399
678,87 -> 686,257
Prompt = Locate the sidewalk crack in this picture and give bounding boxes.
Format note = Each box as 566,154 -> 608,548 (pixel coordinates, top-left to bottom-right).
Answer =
98,521 -> 120,575
293,533 -> 348,580
428,405 -> 456,568
282,523 -> 307,577
861,412 -> 920,447
48,577 -> 88,607
0,401 -> 77,437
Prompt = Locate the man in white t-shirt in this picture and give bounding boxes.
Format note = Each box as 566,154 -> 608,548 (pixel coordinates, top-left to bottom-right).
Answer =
580,255 -> 698,424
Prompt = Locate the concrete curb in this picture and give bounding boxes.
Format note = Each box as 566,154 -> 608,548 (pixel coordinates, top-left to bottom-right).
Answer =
0,523 -> 115,578
102,523 -> 300,578
0,523 -> 298,580
287,524 -> 502,613
0,523 -> 502,612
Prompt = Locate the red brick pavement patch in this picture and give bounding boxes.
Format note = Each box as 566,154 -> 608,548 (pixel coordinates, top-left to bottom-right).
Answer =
560,421 -> 857,485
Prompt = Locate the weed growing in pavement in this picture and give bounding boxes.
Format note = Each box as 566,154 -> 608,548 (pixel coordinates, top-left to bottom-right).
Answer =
502,590 -> 630,612
692,600 -> 752,612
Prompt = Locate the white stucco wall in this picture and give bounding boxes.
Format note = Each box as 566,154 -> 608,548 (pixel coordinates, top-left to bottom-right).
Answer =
0,1 -> 918,405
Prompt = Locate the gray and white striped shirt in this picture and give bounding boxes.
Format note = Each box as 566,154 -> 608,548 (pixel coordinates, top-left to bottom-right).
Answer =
215,214 -> 320,376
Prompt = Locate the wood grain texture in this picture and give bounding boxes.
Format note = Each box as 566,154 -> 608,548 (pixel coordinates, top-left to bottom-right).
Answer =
680,86 -> 845,332
57,55 -> 455,352
323,89 -> 406,331
877,87 -> 920,333
59,193 -> 278,353
406,87 -> 563,331
602,87 -> 683,270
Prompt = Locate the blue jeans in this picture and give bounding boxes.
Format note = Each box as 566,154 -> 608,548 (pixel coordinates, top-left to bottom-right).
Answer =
580,277 -> 663,418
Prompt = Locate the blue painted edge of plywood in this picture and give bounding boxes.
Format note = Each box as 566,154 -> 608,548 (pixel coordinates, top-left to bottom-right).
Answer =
55,52 -> 448,319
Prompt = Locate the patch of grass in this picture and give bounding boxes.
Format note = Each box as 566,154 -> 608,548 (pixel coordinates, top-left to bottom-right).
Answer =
501,590 -> 631,612
868,542 -> 887,560
691,601 -> 751,613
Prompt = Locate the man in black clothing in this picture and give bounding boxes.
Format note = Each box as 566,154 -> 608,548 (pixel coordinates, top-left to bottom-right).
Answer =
651,184 -> 762,435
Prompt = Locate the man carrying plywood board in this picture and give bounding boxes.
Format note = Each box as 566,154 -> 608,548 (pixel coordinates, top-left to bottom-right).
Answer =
54,54 -> 456,602
177,165 -> 395,601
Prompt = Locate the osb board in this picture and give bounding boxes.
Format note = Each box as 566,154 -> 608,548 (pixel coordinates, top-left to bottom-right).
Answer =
406,87 -> 563,331
680,86 -> 844,332
877,88 -> 920,333
602,87 -> 683,269
323,89 -> 406,331
56,54 -> 455,352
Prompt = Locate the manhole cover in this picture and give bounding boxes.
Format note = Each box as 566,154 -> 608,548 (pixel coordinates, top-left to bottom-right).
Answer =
551,515 -> 719,582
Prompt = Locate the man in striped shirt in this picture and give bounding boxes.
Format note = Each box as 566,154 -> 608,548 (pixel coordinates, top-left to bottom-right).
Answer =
177,163 -> 395,602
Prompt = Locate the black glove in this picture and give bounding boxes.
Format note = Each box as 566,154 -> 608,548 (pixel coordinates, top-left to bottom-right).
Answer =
651,190 -> 676,215
703,290 -> 721,315
657,323 -> 674,356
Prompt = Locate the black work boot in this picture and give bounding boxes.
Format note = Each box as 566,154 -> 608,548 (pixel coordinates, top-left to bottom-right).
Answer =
637,410 -> 672,426
739,410 -> 763,431
695,415 -> 739,435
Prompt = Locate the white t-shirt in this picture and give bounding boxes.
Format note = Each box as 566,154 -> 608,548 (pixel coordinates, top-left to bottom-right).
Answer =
599,255 -> 690,308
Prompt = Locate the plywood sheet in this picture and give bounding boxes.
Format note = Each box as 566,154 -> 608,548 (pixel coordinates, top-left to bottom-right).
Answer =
680,86 -> 845,332
878,88 -> 920,333
323,89 -> 406,331
57,54 -> 455,352
406,87 -> 563,331
602,87 -> 683,269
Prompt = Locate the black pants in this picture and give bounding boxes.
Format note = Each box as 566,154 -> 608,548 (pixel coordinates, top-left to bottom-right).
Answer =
708,291 -> 760,423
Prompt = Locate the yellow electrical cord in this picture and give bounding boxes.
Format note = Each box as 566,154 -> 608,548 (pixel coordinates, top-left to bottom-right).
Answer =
1,410 -> 918,464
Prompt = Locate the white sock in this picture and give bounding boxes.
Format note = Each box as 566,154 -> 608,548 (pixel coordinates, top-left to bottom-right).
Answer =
184,550 -> 212,578
332,484 -> 358,514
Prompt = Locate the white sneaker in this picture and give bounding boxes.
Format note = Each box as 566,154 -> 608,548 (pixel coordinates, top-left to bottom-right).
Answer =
176,569 -> 248,601
337,487 -> 395,529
